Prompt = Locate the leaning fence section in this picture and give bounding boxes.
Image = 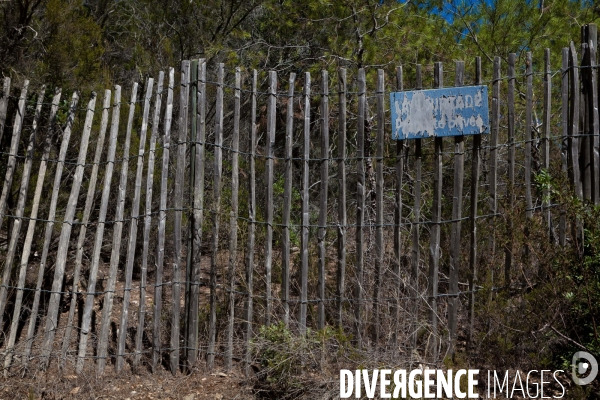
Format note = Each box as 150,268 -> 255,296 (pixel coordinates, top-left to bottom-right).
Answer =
0,24 -> 597,376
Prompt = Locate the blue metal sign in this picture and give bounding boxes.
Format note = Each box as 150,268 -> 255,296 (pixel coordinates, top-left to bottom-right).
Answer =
390,86 -> 490,140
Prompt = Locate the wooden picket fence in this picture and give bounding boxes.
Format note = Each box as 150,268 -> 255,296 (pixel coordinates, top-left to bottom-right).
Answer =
0,24 -> 597,376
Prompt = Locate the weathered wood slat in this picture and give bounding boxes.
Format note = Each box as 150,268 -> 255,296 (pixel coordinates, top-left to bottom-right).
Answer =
225,67 -> 241,371
244,70 -> 257,375
153,68 -> 175,371
0,85 -> 43,330
60,89 -> 110,365
337,68 -> 347,328
590,25 -> 600,205
184,60 -> 198,366
543,49 -> 553,231
392,66 -> 405,346
560,49 -> 568,246
299,72 -> 311,335
354,68 -> 366,348
581,36 -> 591,200
428,62 -> 443,361
372,69 -> 384,344
525,52 -> 533,218
569,42 -> 583,200
41,92 -> 97,368
116,78 -> 154,372
0,80 -> 29,236
0,78 -> 11,146
282,72 -> 295,327
490,57 -> 500,252
4,87 -> 59,372
264,70 -> 276,326
208,63 -> 224,370
76,86 -> 120,372
589,42 -> 599,206
97,83 -> 138,374
318,70 -> 329,331
505,53 -> 516,285
467,58 -> 482,352
171,61 -> 190,374
410,65 -> 423,350
449,61 -> 465,356
186,60 -> 205,367
136,72 -> 164,368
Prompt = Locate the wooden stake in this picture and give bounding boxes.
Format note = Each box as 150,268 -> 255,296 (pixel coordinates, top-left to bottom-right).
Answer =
372,69 -> 384,344
300,72 -> 311,335
76,87 -> 120,373
449,61 -> 465,356
337,68 -> 347,328
525,52 -> 534,218
264,70 -> 276,326
318,70 -> 329,331
467,58 -> 482,353
153,68 -> 174,371
225,67 -> 241,371
428,62 -> 443,361
282,72 -> 295,327
244,70 -> 258,376
207,63 -> 224,370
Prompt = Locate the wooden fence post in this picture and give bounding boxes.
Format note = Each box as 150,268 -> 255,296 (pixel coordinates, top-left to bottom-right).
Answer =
428,62 -> 443,361
172,61 -> 190,374
354,68 -> 366,348
490,57 -> 500,257
186,60 -> 206,367
136,72 -> 165,369
184,60 -> 198,367
411,65 -> 423,352
41,92 -> 97,369
225,67 -> 241,371
245,70 -> 258,376
300,72 -> 311,335
282,72 -> 295,327
153,68 -> 175,372
393,66 -> 406,347
97,83 -> 138,374
116,78 -> 154,373
208,63 -> 224,370
560,48 -> 569,247
337,68 -> 347,328
318,70 -> 329,331
372,69 -> 384,345
76,86 -> 120,373
543,49 -> 553,232
525,52 -> 534,219
569,42 -> 583,200
467,57 -> 482,352
505,53 -> 516,285
264,70 -> 276,326
448,61 -> 465,357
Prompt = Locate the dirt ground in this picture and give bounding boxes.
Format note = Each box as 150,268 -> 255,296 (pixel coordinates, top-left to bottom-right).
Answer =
0,364 -> 255,400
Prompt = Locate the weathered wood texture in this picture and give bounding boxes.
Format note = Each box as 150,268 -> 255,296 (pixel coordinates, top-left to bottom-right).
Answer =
318,70 -> 329,331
